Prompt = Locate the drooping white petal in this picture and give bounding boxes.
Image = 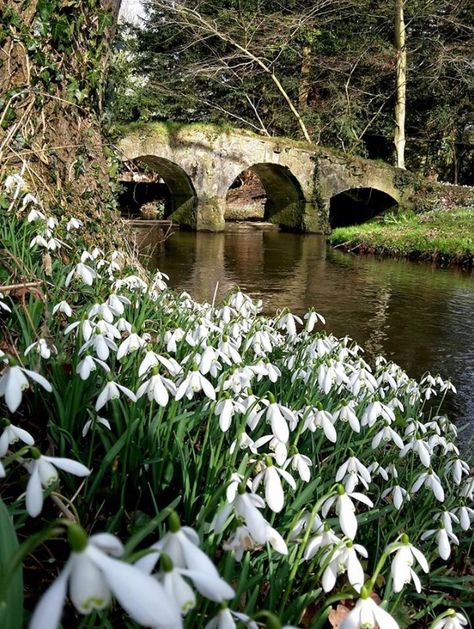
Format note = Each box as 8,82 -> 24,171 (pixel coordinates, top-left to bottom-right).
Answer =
26,464 -> 44,517
69,553 -> 111,613
29,563 -> 72,629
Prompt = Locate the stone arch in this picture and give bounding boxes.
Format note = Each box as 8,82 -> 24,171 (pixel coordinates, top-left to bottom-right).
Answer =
132,155 -> 197,228
224,163 -> 306,230
328,186 -> 399,228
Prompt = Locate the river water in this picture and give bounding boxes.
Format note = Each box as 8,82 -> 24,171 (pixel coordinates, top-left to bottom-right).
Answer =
146,227 -> 474,439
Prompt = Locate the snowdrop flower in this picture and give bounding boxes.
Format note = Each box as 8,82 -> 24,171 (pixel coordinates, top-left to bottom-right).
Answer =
52,300 -> 72,317
215,398 -> 237,432
4,173 -> 25,194
434,510 -> 460,535
157,553 -> 195,615
27,208 -> 46,222
277,311 -> 302,337
107,293 -> 131,316
252,458 -> 296,513
400,437 -> 432,467
302,407 -> 337,443
263,401 -> 297,444
367,462 -> 388,481
79,333 -> 117,361
222,525 -> 256,561
361,400 -> 395,427
284,452 -> 312,482
421,525 -> 459,560
340,588 -> 400,629
165,328 -> 186,353
388,535 -> 429,593
0,420 -> 34,456
30,526 -> 181,628
88,302 -> 115,323
371,423 -> 404,450
332,402 -> 360,433
82,416 -> 111,437
444,458 -> 470,485
136,371 -> 176,406
116,333 -> 146,359
95,380 -> 136,411
24,338 -> 55,360
303,524 -> 341,561
321,540 -> 367,593
0,364 -> 52,412
175,369 -> 216,401
304,309 -> 325,332
454,505 -> 474,531
23,193 -> 39,208
412,469 -> 445,502
322,485 -> 373,540
205,607 -> 257,629
0,293 -> 11,313
335,456 -> 371,493
76,355 -> 110,380
430,609 -> 469,629
381,485 -> 410,511
66,217 -> 83,231
65,262 -> 97,287
136,513 -> 234,603
25,450 -> 90,517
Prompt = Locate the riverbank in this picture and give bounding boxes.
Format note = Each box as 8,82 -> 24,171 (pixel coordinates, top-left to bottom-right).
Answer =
329,208 -> 474,266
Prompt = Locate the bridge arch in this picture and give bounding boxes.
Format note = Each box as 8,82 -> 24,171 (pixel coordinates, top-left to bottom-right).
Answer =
328,186 -> 399,228
224,163 -> 306,230
128,155 -> 197,227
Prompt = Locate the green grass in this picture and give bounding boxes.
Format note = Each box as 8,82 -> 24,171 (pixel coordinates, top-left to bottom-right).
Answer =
329,208 -> 474,266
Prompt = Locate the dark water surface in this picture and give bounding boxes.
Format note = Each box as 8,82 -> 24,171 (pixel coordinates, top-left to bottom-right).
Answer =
147,228 -> 474,438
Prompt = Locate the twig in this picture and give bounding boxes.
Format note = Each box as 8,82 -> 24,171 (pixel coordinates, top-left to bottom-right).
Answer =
0,280 -> 43,293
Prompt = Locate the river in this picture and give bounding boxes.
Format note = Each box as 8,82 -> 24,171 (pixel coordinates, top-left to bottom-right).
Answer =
144,226 -> 474,440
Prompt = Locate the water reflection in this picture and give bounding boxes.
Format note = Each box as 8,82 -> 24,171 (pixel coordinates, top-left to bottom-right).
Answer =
147,228 -> 474,438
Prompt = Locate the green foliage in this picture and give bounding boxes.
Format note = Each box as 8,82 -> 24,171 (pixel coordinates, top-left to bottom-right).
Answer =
0,499 -> 23,629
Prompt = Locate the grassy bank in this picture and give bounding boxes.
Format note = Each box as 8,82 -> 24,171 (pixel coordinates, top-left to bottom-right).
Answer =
329,208 -> 474,266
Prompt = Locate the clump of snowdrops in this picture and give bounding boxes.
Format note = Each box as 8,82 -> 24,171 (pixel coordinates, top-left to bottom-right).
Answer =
0,172 -> 472,629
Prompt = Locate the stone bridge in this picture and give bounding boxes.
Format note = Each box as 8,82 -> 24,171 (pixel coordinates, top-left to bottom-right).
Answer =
118,123 -> 415,232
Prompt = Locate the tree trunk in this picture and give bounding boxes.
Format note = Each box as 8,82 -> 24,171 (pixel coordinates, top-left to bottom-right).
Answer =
298,45 -> 312,111
0,0 -> 121,228
394,0 -> 406,169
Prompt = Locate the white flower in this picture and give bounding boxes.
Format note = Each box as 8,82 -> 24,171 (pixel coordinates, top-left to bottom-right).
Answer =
303,526 -> 340,561
30,529 -> 181,628
175,370 -> 216,401
264,402 -> 296,443
65,262 -> 97,287
136,517 -> 234,603
76,355 -> 110,380
371,424 -> 404,450
24,338 -> 55,360
215,398 -> 236,432
82,416 -> 111,437
136,373 -> 176,406
430,609 -> 468,629
421,526 -> 459,560
454,505 -> 474,531
205,608 -> 256,629
252,461 -> 296,513
445,458 -> 470,485
335,456 -> 371,493
389,538 -> 429,593
222,526 -> 256,561
400,437 -> 432,467
284,452 -> 312,482
322,540 -> 367,593
26,453 -> 90,517
332,402 -> 360,433
412,469 -> 445,502
79,334 -> 117,361
0,421 -> 34,456
304,310 -> 325,332
23,194 -> 40,208
361,401 -> 395,427
322,487 -> 374,540
66,217 -> 83,231
0,365 -> 52,412
95,381 -> 137,411
116,333 -> 146,360
340,592 -> 400,629
5,173 -> 25,193
52,301 -> 72,317
0,293 -> 11,313
27,208 -> 45,222
303,407 -> 337,443
381,485 -> 410,511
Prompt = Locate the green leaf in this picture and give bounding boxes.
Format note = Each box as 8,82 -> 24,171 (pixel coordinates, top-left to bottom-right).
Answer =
0,498 -> 23,629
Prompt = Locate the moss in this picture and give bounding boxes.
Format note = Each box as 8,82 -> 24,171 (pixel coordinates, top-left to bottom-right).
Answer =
328,208 -> 474,266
